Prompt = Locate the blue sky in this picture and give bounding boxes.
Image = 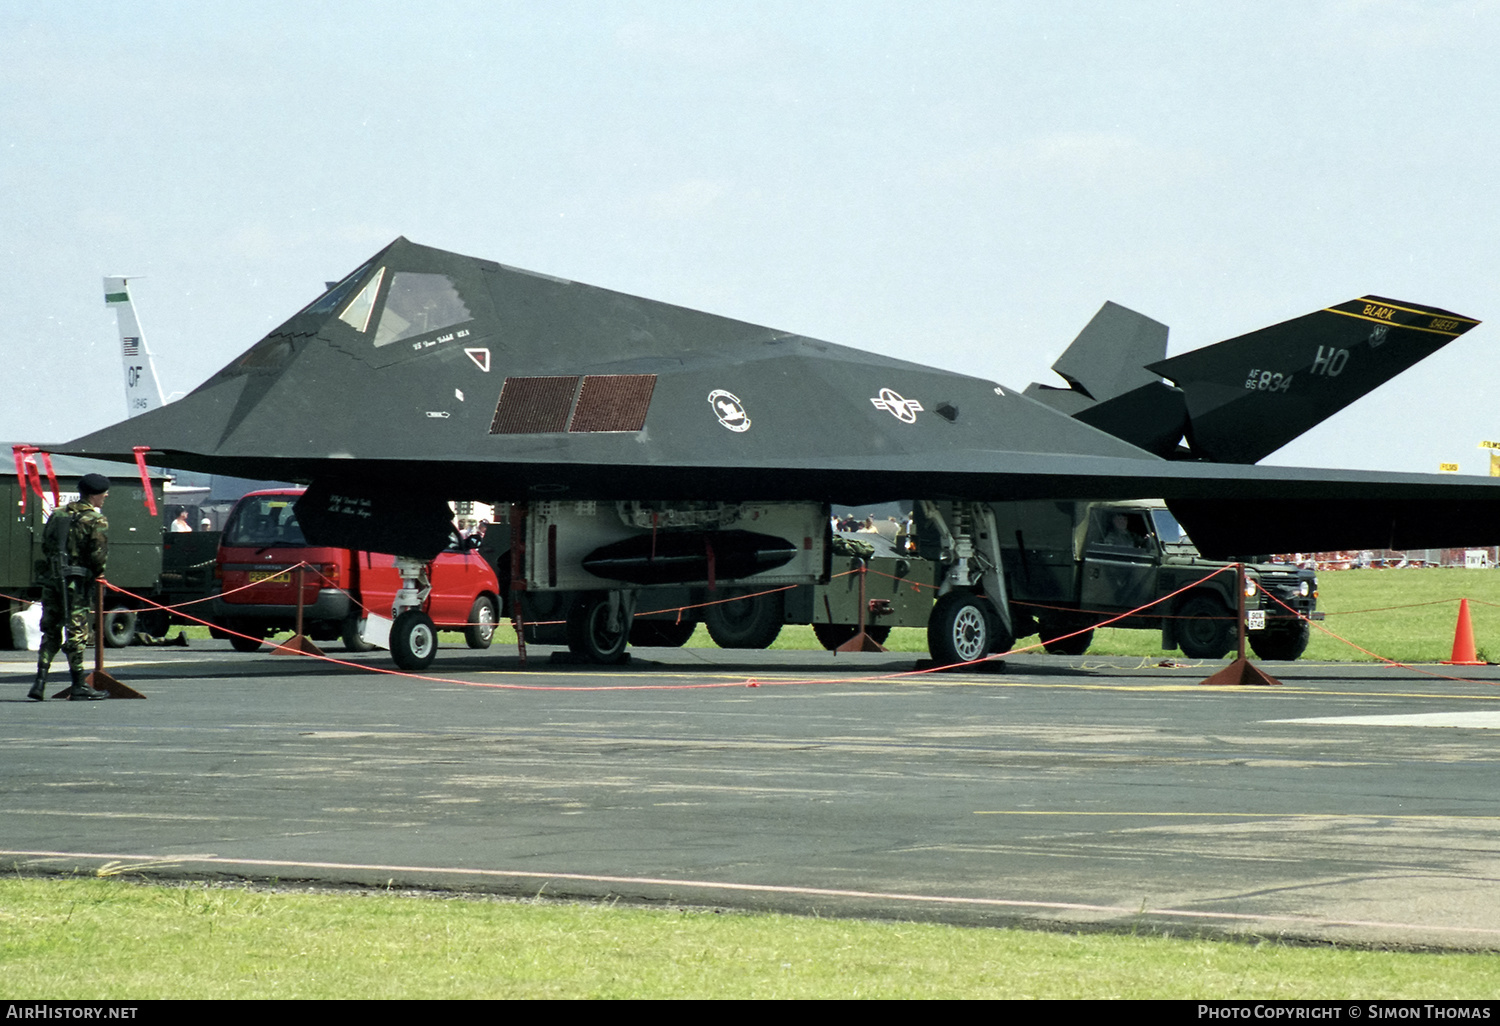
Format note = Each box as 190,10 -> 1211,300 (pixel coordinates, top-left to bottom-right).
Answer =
3,0 -> 1496,472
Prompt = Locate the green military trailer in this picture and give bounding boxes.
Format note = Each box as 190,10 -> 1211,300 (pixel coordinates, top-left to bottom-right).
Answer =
787,535 -> 934,650
2,454 -> 167,649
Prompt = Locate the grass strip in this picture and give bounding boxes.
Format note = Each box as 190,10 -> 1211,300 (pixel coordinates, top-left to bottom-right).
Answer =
3,878 -> 1499,999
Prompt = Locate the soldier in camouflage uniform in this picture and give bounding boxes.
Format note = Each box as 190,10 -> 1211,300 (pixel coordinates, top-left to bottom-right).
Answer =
28,473 -> 111,701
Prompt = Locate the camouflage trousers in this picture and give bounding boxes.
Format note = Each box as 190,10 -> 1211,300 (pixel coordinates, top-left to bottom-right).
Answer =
37,579 -> 94,677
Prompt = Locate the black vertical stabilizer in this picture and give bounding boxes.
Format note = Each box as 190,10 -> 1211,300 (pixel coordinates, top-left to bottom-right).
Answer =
1150,297 -> 1480,464
1045,301 -> 1170,403
1023,301 -> 1186,455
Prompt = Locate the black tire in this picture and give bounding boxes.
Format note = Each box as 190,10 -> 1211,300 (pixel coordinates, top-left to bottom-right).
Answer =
391,610 -> 438,671
812,623 -> 892,650
629,620 -> 697,647
102,608 -> 137,649
703,589 -> 783,649
1249,619 -> 1311,661
1039,614 -> 1093,656
342,614 -> 377,653
812,623 -> 856,650
566,593 -> 629,664
229,632 -> 264,653
465,596 -> 497,650
134,609 -> 170,640
1177,594 -> 1235,659
928,592 -> 1002,665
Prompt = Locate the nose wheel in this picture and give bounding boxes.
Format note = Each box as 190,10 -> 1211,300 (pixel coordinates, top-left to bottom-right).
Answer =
391,610 -> 437,671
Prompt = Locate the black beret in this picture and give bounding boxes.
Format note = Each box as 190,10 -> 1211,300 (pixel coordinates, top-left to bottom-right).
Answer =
79,473 -> 111,495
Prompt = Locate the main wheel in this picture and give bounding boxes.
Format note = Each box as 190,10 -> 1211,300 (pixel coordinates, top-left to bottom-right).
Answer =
342,614 -> 377,653
703,589 -> 783,649
229,631 -> 264,653
1176,594 -> 1235,659
391,610 -> 438,671
629,620 -> 697,647
102,608 -> 137,648
465,596 -> 497,650
567,593 -> 630,664
1249,619 -> 1311,661
928,592 -> 997,665
1038,614 -> 1093,656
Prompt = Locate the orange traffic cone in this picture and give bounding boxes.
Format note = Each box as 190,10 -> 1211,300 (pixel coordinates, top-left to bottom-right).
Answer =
1443,598 -> 1486,666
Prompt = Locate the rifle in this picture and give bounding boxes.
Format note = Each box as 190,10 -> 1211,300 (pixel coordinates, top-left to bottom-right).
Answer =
44,508 -> 90,624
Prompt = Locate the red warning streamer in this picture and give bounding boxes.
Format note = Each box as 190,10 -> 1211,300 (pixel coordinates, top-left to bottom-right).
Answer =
37,452 -> 59,508
132,446 -> 158,516
11,445 -> 46,514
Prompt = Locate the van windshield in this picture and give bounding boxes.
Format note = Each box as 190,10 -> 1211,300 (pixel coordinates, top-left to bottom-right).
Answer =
223,496 -> 308,547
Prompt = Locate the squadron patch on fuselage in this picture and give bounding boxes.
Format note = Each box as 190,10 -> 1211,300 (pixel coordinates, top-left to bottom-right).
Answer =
708,389 -> 751,432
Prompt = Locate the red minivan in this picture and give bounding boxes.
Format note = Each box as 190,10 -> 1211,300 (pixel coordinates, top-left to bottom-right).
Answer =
212,489 -> 501,666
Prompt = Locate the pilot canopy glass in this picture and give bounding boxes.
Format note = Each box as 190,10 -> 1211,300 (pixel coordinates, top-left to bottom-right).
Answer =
334,267 -> 473,347
372,271 -> 471,347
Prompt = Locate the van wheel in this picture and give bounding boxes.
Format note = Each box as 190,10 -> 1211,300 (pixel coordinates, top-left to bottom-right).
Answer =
465,597 -> 497,650
229,632 -> 264,653
391,610 -> 438,671
102,608 -> 137,648
342,614 -> 377,653
703,589 -> 783,649
567,593 -> 629,664
1177,595 -> 1235,659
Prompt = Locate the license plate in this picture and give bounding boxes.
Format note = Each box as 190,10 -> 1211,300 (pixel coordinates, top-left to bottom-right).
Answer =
248,569 -> 288,584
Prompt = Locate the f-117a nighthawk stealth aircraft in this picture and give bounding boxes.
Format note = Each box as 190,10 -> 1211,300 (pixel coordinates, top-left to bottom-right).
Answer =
58,237 -> 1491,667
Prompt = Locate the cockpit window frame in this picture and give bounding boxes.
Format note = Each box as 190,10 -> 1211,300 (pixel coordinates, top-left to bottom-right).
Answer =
302,259 -> 376,318
339,266 -> 386,333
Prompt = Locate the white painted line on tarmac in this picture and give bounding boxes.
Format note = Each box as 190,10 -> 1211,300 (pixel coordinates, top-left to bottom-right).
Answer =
5,847 -> 1500,940
1270,711 -> 1500,729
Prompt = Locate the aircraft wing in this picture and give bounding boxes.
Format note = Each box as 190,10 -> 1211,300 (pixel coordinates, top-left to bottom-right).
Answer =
55,237 -> 1498,559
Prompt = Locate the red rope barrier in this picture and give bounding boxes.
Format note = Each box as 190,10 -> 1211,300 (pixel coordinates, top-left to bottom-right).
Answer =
1258,589 -> 1496,686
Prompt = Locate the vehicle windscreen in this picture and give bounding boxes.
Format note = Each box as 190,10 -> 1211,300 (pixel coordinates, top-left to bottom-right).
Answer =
1150,508 -> 1191,546
222,496 -> 308,547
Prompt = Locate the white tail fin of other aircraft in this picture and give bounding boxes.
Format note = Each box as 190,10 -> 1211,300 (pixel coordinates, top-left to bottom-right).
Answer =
104,276 -> 168,418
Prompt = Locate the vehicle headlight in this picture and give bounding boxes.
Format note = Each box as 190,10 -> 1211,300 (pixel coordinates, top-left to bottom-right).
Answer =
1299,581 -> 1311,597
1243,577 -> 1258,598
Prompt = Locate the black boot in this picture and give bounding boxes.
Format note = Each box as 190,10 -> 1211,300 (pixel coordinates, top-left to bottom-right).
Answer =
27,664 -> 47,701
64,666 -> 107,701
